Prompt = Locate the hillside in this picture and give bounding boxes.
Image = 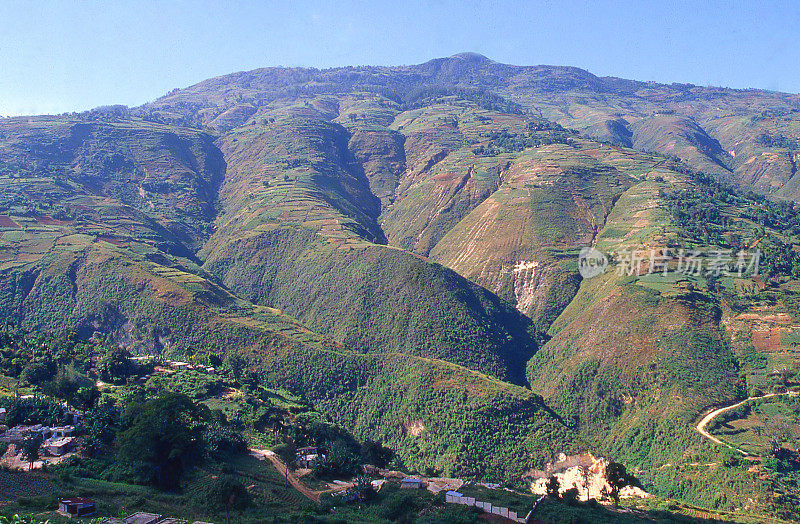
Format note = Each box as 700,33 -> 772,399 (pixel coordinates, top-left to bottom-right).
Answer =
1,54 -> 800,520
0,116 -> 580,481
138,53 -> 800,200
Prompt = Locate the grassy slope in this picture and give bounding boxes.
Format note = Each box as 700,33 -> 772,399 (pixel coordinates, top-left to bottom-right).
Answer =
2,70 -> 798,518
138,54 -> 800,200
199,104 -> 542,384
0,210 -> 580,481
379,102 -> 512,254
0,117 -> 224,250
0,117 -> 580,481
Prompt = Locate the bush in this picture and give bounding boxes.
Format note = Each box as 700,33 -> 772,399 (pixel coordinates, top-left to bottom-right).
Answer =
20,359 -> 56,386
313,439 -> 360,479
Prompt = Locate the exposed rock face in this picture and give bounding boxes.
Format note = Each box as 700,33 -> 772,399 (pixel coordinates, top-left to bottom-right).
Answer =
527,452 -> 650,503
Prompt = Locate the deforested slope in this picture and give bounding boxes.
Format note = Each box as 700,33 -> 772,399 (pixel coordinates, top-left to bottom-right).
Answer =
199,107 -> 542,384
0,120 -> 581,480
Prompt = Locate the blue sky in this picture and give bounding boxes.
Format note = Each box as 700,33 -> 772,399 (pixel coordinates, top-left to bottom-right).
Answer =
1,0 -> 799,116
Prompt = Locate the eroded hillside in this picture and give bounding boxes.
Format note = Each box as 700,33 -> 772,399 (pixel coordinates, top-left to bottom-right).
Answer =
2,55 -> 800,519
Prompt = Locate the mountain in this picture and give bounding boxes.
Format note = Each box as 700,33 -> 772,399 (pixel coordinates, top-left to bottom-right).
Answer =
2,54 -> 800,520
140,53 -> 800,199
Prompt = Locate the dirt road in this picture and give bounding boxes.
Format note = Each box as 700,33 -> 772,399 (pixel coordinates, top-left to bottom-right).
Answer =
249,448 -> 352,503
695,391 -> 797,454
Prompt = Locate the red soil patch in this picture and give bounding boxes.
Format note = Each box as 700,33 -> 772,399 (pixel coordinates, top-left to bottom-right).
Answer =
752,328 -> 781,352
97,236 -> 129,247
431,171 -> 463,182
0,216 -> 19,228
581,148 -> 603,158
35,215 -> 69,226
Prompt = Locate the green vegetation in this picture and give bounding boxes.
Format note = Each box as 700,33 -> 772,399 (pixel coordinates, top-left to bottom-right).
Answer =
471,122 -> 577,156
205,227 -> 540,384
4,53 -> 800,522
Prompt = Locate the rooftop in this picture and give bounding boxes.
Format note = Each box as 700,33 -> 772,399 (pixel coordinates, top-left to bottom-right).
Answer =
59,497 -> 96,504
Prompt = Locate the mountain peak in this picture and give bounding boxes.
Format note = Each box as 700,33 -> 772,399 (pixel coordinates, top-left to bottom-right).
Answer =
449,52 -> 493,62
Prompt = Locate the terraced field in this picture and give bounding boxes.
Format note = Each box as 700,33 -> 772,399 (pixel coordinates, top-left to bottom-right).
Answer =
3,54 -> 800,520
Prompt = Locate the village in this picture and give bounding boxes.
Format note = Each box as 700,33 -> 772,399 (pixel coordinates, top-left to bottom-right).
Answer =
0,402 -> 84,469
0,353 -> 650,523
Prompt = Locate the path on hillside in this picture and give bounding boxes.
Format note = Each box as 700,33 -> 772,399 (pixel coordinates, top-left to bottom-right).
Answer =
249,448 -> 350,503
695,391 -> 798,455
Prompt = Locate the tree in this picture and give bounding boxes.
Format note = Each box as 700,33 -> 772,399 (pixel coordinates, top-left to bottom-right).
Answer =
244,371 -> 260,391
605,462 -> 631,507
98,347 -> 136,384
4,396 -> 63,426
578,465 -> 590,501
360,439 -> 393,469
115,393 -> 203,489
353,475 -> 376,501
224,354 -> 244,381
20,433 -> 43,470
545,475 -> 560,498
83,401 -> 120,457
20,359 -> 56,386
313,439 -> 360,479
201,423 -> 247,459
562,487 -> 580,506
73,385 -> 100,411
765,416 -> 793,456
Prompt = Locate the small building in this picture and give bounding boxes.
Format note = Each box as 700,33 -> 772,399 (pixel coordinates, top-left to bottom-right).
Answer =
0,407 -> 6,423
170,361 -> 190,370
296,446 -> 323,468
0,424 -> 49,444
50,425 -> 75,438
58,497 -> 97,517
400,478 -> 424,489
44,436 -> 74,456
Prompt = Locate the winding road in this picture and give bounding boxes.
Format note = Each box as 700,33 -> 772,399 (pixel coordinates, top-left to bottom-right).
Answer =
695,391 -> 798,455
